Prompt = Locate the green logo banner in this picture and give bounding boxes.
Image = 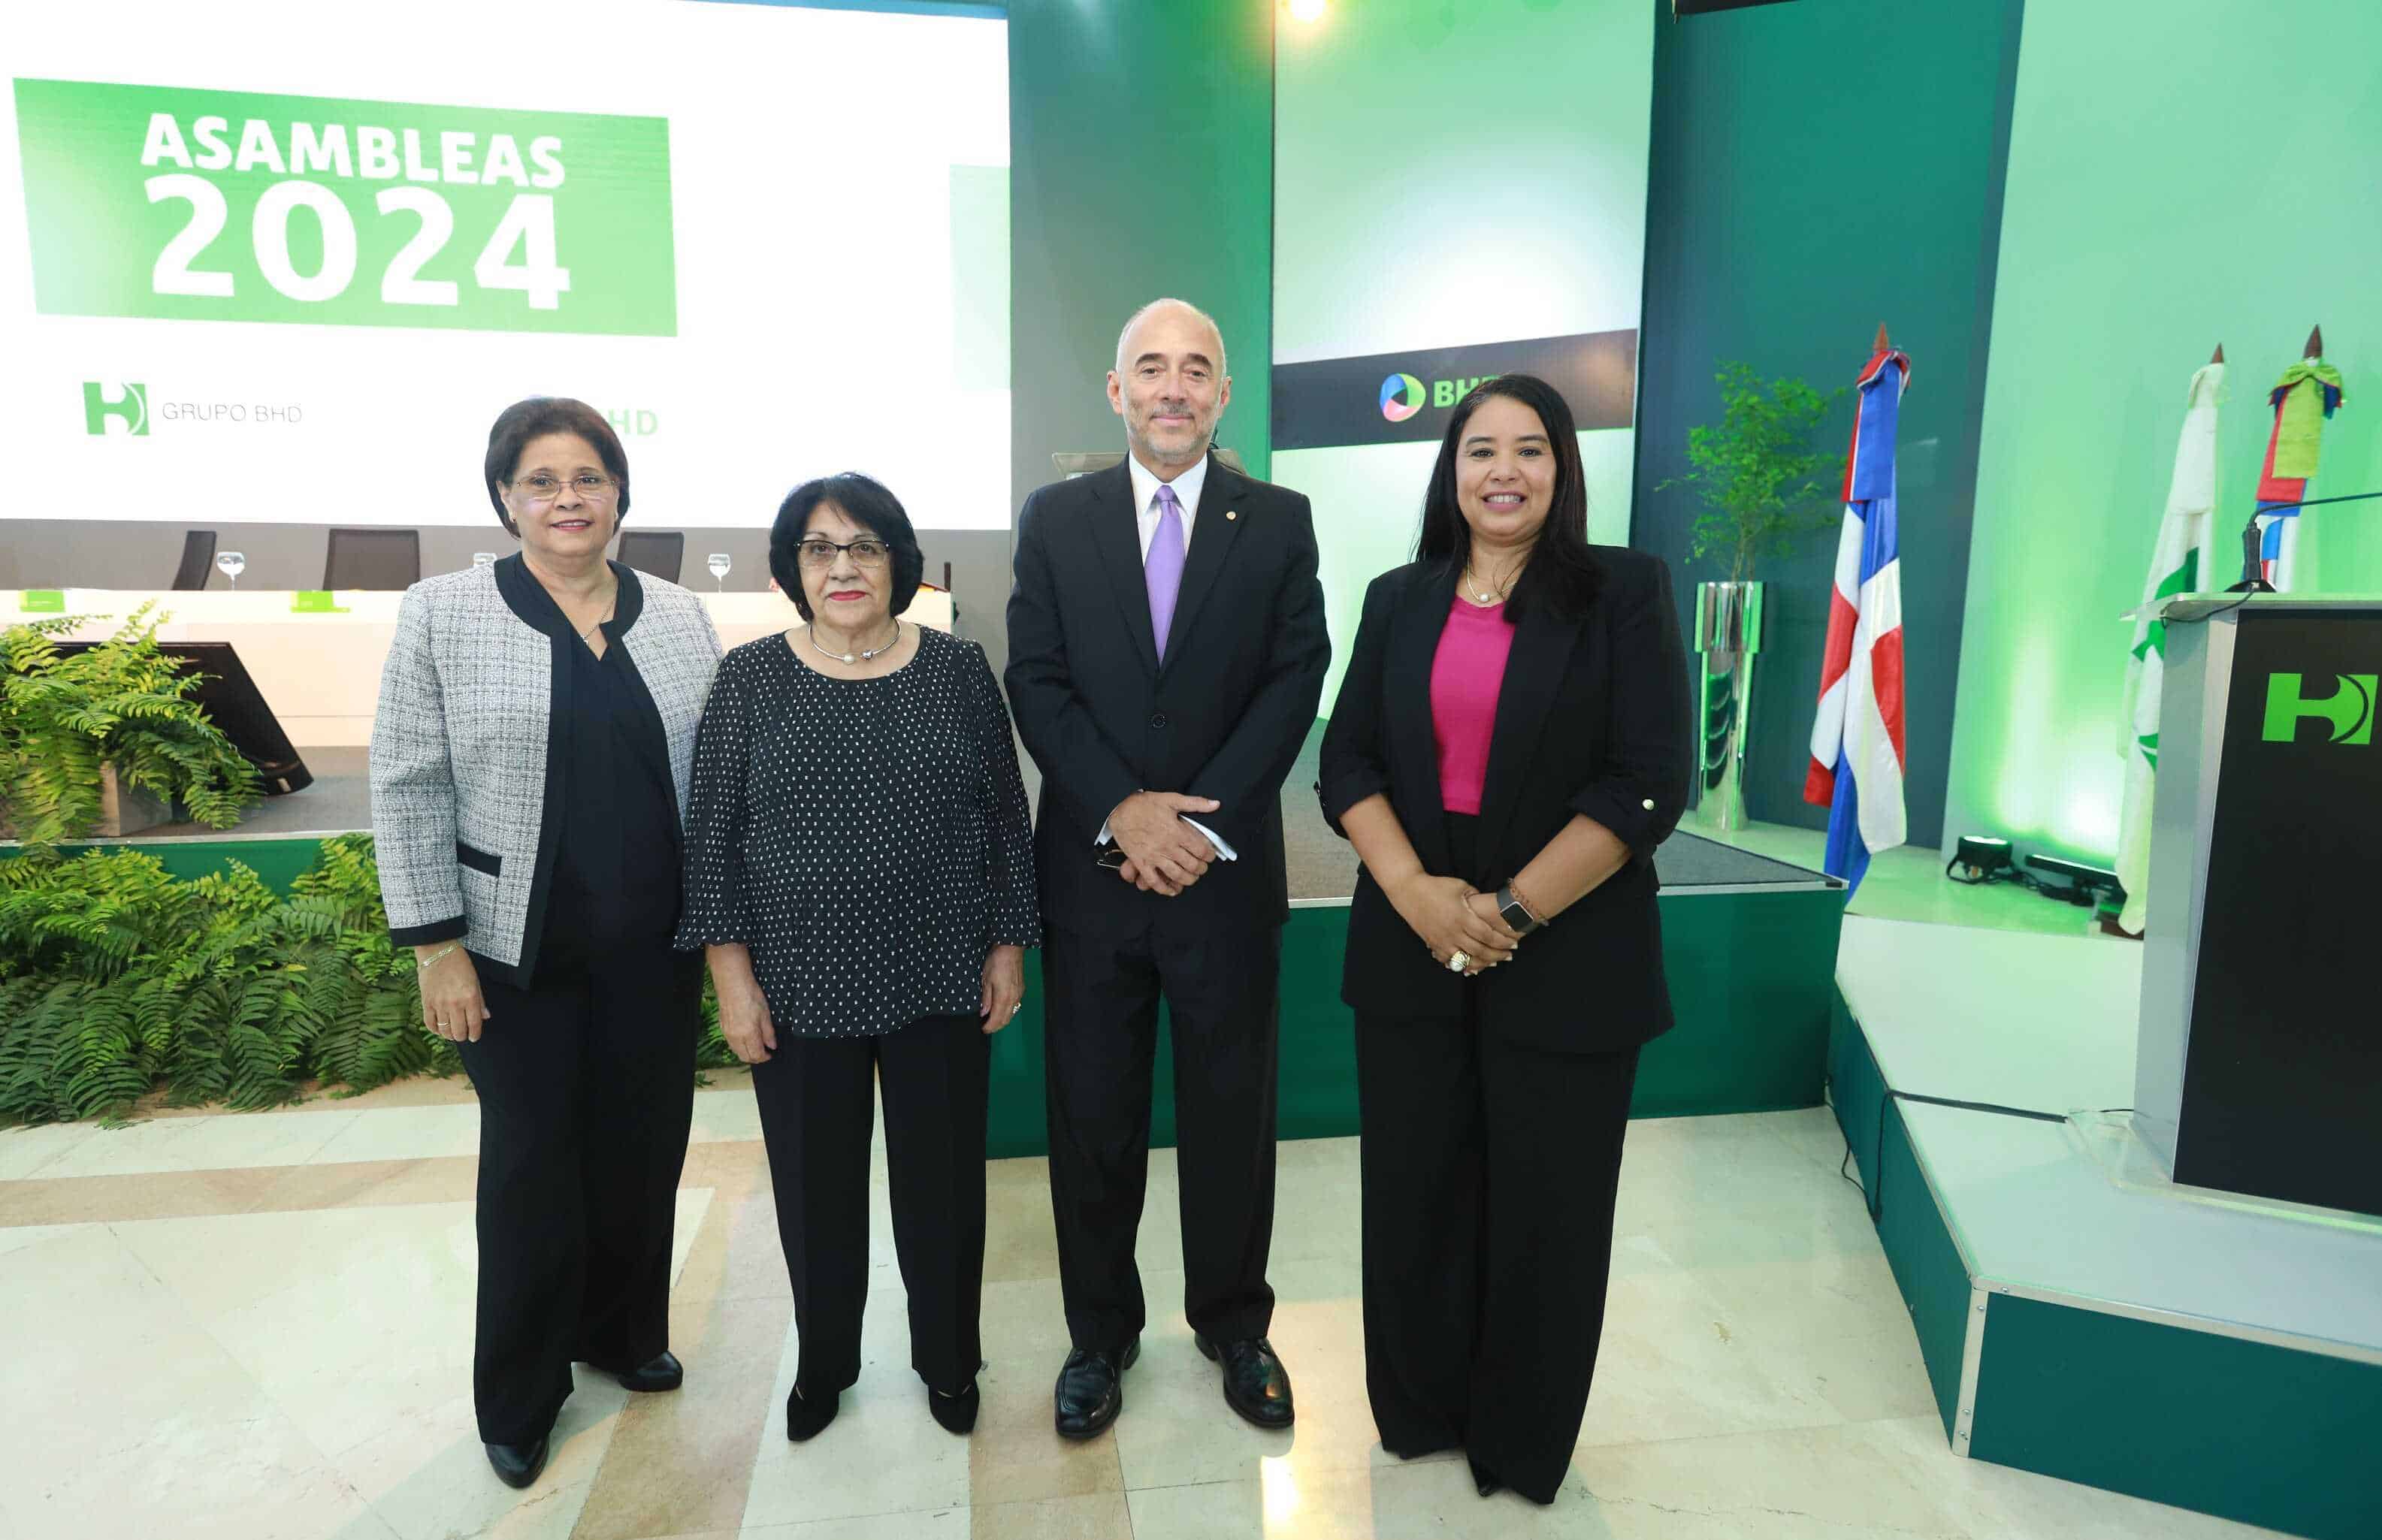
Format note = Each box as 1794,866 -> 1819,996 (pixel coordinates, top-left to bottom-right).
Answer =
289,590 -> 347,613
14,77 -> 676,336
19,590 -> 66,613
2263,672 -> 2376,746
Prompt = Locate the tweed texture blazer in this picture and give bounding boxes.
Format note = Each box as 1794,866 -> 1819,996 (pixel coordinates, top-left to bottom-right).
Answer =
369,555 -> 721,985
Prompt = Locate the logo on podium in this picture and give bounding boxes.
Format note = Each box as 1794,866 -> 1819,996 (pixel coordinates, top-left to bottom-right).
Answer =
2262,672 -> 2374,745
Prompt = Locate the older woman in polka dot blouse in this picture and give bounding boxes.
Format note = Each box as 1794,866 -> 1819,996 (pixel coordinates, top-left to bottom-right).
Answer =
676,473 -> 1039,1443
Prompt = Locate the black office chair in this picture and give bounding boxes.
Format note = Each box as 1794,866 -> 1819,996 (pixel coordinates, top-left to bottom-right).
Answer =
171,530 -> 217,590
617,530 -> 685,584
322,528 -> 422,590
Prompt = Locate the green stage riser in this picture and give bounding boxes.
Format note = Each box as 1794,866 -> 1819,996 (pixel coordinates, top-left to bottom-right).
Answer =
16,838 -> 1846,1156
1833,992 -> 2382,1540
1971,1295 -> 2381,1540
4,837 -> 333,895
1827,996 -> 1972,1442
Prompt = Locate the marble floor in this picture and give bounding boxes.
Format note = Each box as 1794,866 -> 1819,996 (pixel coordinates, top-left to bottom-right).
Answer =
0,1079 -> 2284,1540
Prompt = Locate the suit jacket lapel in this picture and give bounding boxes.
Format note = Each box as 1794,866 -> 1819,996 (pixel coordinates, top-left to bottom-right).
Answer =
1159,454 -> 1247,675
1086,463 -> 1160,677
1476,601 -> 1582,862
1387,563 -> 1460,877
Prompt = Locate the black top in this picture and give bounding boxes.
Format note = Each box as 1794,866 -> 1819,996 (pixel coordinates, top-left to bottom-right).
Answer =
1316,552 -> 1692,1052
479,557 -> 684,986
1002,456 -> 1330,938
674,626 -> 1040,1037
542,618 -> 682,972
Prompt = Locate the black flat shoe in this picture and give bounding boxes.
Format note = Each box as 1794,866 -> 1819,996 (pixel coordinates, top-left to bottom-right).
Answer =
1053,1338 -> 1139,1439
1470,1458 -> 1505,1499
928,1379 -> 981,1434
604,1351 -> 683,1393
485,1435 -> 549,1488
786,1382 -> 839,1442
1195,1334 -> 1295,1429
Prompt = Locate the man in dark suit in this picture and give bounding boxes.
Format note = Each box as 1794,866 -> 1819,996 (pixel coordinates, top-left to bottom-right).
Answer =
1005,298 -> 1329,1439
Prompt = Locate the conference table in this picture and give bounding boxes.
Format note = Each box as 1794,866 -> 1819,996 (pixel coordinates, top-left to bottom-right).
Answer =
3,587 -> 956,747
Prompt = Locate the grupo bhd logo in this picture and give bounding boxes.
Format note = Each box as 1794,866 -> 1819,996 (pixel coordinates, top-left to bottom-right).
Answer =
83,381 -> 149,436
2263,672 -> 2375,746
1378,372 -> 1425,423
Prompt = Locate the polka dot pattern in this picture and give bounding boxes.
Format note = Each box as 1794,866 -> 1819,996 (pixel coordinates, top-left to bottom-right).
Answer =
674,627 -> 1041,1037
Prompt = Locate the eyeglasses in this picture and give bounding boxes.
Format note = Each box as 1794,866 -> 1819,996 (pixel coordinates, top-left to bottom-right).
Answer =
797,538 -> 890,569
511,473 -> 619,504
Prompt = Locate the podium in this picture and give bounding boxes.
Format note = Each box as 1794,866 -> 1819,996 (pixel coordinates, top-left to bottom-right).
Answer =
2136,596 -> 2382,1216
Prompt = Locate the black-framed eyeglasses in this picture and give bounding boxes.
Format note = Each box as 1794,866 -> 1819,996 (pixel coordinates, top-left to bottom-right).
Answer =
797,538 -> 890,569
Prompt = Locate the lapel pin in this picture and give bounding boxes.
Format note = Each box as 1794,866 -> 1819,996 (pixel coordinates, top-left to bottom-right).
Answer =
1226,509 -> 1239,521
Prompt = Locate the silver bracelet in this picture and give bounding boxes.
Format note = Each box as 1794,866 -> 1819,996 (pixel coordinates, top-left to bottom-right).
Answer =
416,943 -> 461,972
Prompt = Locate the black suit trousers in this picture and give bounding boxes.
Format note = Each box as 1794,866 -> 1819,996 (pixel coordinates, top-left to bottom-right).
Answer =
1356,1000 -> 1639,1506
1042,916 -> 1281,1349
750,1013 -> 991,1396
456,939 -> 702,1445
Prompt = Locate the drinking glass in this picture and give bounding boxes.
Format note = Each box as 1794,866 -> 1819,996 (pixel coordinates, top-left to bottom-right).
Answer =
216,551 -> 246,590
707,552 -> 732,592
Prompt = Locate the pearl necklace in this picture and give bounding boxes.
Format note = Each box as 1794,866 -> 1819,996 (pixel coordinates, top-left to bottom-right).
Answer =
1462,565 -> 1515,605
809,619 -> 902,666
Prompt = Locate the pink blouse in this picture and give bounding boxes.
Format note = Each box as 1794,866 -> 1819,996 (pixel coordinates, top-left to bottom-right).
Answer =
1430,595 -> 1516,815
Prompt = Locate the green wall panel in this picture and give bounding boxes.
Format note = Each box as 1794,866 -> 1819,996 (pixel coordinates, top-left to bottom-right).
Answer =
1275,0 -> 1652,714
1634,0 -> 2024,845
1972,1294 -> 2382,1540
1008,0 -> 1274,518
1947,0 -> 2382,865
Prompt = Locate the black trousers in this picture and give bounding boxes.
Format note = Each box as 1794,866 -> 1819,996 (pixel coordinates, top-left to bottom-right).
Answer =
1356,1001 -> 1640,1506
455,939 -> 702,1444
750,1013 -> 990,1395
1041,918 -> 1281,1349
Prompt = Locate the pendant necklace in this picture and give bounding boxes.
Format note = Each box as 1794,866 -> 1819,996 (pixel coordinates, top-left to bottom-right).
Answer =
811,619 -> 902,666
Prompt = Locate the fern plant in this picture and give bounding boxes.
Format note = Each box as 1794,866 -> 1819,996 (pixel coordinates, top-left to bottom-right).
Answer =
0,833 -> 736,1125
0,605 -> 263,847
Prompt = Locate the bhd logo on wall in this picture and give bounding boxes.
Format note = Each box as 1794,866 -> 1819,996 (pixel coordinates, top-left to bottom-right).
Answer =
1378,373 -> 1425,423
1274,329 -> 1638,451
2263,672 -> 2375,745
83,382 -> 149,436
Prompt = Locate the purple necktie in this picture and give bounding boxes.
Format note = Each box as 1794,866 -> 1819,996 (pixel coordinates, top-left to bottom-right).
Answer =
1147,483 -> 1187,660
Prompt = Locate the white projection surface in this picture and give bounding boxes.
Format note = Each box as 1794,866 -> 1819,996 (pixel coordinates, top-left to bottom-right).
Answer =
0,1 -> 1011,530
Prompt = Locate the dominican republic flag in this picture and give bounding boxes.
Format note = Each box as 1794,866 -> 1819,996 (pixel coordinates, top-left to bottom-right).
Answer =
1805,344 -> 1911,895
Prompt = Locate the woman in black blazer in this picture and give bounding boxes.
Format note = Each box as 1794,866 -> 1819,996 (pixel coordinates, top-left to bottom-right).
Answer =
1316,373 -> 1690,1505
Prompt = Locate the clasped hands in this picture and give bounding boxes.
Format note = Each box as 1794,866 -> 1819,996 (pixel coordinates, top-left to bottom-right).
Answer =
1107,790 -> 1220,896
1389,873 -> 1524,977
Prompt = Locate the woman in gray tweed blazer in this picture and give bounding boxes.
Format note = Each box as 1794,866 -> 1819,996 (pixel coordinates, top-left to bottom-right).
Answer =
368,397 -> 721,1490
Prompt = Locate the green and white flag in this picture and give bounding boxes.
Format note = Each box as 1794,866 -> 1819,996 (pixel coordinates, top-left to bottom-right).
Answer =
2115,360 -> 2224,936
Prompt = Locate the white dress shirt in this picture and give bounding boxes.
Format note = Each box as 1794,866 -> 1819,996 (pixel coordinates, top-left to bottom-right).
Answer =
1098,451 -> 1238,862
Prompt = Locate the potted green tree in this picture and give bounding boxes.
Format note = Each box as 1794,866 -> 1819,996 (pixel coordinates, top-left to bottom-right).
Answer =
1661,361 -> 1842,831
1,605 -> 262,846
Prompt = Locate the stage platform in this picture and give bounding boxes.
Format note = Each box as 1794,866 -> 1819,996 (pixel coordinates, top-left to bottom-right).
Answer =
12,753 -> 1854,1149
1829,909 -> 2382,1540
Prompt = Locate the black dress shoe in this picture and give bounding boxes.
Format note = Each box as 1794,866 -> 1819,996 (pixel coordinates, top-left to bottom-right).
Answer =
603,1351 -> 683,1393
786,1382 -> 839,1442
484,1435 -> 549,1488
1053,1338 -> 1139,1439
1196,1334 -> 1294,1429
927,1379 -> 981,1434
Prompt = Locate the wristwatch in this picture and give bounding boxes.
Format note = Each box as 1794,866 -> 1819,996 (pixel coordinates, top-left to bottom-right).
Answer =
1493,885 -> 1543,936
